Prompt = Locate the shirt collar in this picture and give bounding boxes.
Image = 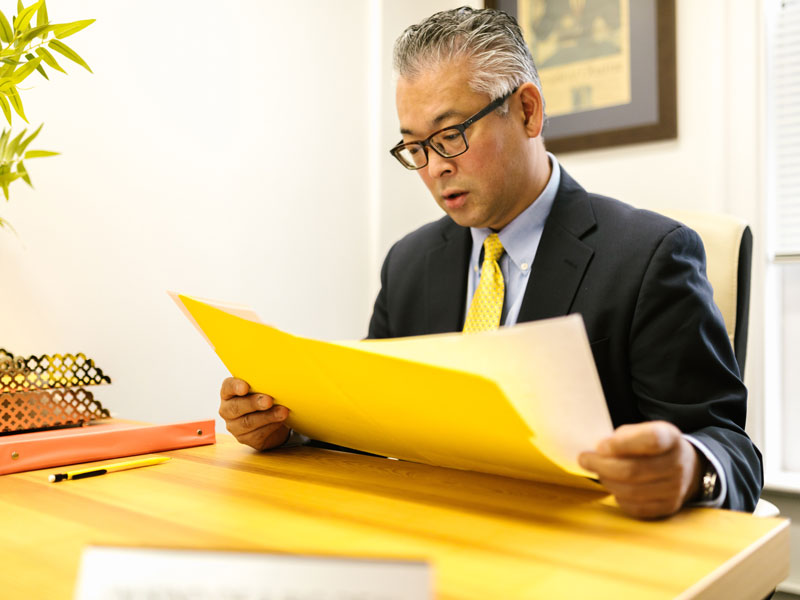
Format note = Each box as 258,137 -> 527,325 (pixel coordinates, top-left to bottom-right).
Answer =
470,152 -> 561,270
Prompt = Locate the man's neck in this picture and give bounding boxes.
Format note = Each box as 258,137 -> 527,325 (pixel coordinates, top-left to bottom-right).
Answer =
494,142 -> 553,232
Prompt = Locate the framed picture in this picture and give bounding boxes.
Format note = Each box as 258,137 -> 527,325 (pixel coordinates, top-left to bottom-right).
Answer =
484,0 -> 676,153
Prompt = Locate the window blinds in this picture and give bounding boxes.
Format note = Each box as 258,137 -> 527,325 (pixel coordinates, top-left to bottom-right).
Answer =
771,0 -> 800,258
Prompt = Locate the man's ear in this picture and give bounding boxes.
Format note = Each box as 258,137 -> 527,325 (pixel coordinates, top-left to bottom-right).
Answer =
518,82 -> 544,138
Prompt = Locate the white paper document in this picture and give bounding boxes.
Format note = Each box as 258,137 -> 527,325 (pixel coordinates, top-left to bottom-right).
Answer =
74,546 -> 431,600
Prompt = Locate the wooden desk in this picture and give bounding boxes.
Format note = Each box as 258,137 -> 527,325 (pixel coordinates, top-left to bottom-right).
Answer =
0,434 -> 788,599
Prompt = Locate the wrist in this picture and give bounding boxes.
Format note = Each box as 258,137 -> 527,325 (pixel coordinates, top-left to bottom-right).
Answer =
686,445 -> 704,503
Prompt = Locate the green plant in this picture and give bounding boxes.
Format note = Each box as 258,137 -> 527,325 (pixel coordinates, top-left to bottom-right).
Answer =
0,0 -> 93,229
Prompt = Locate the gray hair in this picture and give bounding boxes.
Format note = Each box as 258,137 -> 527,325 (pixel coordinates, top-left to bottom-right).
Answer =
393,6 -> 543,114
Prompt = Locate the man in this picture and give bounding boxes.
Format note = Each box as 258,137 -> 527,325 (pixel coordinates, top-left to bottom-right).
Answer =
219,7 -> 762,519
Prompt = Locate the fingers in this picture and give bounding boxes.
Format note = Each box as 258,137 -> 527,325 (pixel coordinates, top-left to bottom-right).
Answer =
222,401 -> 290,451
578,422 -> 702,519
236,422 -> 291,451
221,377 -> 250,401
579,449 -> 691,518
218,377 -> 291,451
615,497 -> 685,520
219,377 -> 275,420
608,470 -> 693,519
579,446 -> 683,485
219,392 -> 275,420
225,402 -> 289,438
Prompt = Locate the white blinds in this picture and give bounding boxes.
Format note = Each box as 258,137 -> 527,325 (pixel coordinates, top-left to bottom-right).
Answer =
771,0 -> 800,258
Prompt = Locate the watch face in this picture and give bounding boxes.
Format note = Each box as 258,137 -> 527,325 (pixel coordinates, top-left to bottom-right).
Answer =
702,469 -> 718,501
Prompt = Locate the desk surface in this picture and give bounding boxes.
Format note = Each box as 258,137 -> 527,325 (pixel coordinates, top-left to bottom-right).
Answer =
0,434 -> 789,599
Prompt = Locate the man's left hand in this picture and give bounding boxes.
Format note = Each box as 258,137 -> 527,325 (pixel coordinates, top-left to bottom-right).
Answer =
578,421 -> 702,519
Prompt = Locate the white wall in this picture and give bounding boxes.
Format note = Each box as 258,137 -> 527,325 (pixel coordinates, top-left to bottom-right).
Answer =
0,0 -> 372,427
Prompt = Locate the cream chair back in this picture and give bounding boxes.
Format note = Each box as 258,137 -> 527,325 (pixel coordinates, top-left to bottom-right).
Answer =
658,210 -> 752,373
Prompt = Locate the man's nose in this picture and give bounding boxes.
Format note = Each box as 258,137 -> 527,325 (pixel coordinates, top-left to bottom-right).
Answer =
426,150 -> 455,178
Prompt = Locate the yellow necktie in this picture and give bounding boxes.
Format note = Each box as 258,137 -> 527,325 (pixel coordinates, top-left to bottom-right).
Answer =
463,233 -> 505,333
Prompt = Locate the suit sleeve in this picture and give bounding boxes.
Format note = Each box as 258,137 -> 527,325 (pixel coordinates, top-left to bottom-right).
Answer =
367,242 -> 395,340
628,225 -> 762,511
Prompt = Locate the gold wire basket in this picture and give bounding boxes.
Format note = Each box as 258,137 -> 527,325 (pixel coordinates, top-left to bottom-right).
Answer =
0,349 -> 111,433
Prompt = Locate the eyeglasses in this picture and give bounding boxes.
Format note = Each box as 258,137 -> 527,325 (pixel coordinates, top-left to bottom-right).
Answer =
390,87 -> 518,170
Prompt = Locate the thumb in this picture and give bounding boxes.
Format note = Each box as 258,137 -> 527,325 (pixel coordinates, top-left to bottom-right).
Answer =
598,421 -> 680,457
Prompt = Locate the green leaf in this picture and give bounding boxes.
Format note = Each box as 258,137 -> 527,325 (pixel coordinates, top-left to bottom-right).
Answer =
0,128 -> 10,158
0,95 -> 10,125
48,39 -> 91,72
6,86 -> 27,122
35,47 -> 64,73
0,77 -> 14,92
0,46 -> 23,58
11,55 -> 41,84
0,170 -> 22,191
24,149 -> 57,158
0,61 -> 16,78
17,122 -> 41,154
36,0 -> 47,28
52,19 -> 94,40
0,217 -> 17,232
5,128 -> 25,160
16,1 -> 23,15
13,1 -> 41,33
0,10 -> 13,43
16,159 -> 30,186
25,51 -> 46,79
18,23 -> 52,45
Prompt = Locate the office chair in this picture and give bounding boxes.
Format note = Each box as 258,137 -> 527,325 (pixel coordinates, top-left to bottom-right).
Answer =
659,210 -> 777,518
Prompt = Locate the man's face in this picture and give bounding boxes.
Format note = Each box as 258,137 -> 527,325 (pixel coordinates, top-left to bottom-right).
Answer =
395,61 -> 539,230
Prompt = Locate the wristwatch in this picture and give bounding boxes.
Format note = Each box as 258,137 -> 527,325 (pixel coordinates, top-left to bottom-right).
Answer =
699,461 -> 719,502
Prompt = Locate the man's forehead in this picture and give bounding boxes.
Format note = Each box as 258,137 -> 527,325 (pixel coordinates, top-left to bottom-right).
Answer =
395,68 -> 481,136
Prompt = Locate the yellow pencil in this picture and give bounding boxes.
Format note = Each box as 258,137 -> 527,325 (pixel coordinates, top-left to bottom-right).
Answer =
48,456 -> 170,482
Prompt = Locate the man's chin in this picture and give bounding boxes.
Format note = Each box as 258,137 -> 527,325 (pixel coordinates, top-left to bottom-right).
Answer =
444,209 -> 488,229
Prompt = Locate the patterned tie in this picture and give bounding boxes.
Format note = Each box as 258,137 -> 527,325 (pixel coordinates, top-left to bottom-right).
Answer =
463,233 -> 505,333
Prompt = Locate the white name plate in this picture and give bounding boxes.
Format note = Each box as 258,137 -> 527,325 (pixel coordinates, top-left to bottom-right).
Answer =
74,546 -> 431,600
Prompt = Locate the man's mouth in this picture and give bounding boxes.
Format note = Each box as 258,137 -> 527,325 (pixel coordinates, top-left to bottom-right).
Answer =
442,190 -> 468,208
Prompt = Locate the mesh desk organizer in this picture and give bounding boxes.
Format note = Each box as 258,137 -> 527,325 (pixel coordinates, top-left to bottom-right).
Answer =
0,348 -> 111,434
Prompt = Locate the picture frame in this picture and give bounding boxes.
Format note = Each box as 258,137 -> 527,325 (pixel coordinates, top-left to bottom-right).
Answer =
484,0 -> 676,153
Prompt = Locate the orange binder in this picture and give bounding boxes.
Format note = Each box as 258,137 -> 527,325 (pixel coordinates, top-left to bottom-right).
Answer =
0,419 -> 215,475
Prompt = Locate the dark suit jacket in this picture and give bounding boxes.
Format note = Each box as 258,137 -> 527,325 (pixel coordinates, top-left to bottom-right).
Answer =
367,168 -> 763,511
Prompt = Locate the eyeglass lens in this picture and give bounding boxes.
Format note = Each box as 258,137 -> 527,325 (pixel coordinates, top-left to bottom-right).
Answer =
396,128 -> 467,169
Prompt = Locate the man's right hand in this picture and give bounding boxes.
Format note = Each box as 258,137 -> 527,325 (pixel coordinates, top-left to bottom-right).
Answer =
219,377 -> 290,451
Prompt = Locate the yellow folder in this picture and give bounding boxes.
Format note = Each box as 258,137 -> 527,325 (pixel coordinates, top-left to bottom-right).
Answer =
172,293 -> 613,490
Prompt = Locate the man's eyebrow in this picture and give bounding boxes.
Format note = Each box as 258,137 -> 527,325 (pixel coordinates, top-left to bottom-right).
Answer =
399,108 -> 467,137
432,109 -> 465,126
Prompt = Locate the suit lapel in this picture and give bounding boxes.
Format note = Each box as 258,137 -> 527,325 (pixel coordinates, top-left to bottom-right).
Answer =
425,221 -> 471,334
518,168 -> 597,322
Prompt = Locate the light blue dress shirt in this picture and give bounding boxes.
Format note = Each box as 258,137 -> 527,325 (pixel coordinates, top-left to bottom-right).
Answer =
465,152 -> 560,327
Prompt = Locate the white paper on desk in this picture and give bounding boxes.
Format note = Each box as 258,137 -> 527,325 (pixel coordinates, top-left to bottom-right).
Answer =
74,546 -> 431,600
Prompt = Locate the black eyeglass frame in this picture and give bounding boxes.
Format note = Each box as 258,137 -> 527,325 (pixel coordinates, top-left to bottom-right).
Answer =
389,87 -> 519,170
